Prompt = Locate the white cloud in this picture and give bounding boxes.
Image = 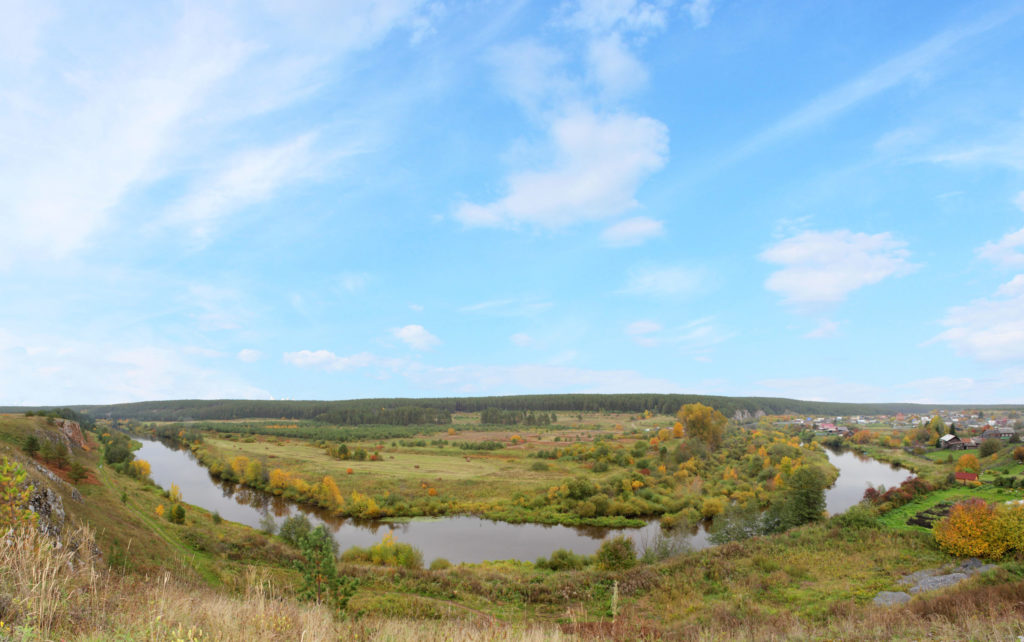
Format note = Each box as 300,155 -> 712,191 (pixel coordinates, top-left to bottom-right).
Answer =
560,0 -> 668,34
237,348 -> 262,363
620,265 -> 704,296
761,230 -> 917,304
900,369 -> 1024,404
625,317 -> 728,353
409,303 -> 424,312
684,0 -> 715,28
0,332 -> 269,405
933,275 -> 1024,362
586,33 -> 647,96
510,332 -> 533,347
805,319 -> 839,339
455,109 -> 667,228
164,133 -> 320,242
977,197 -> 1024,266
488,40 -> 571,113
392,324 -> 441,350
0,0 -> 55,66
282,349 -> 380,370
0,3 -> 433,267
601,216 -> 664,246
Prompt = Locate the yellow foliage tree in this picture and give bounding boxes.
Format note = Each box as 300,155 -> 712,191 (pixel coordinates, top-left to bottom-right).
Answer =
229,456 -> 251,481
169,482 -> 182,503
155,504 -> 165,518
677,403 -> 726,450
269,468 -> 291,493
657,428 -> 670,442
127,459 -> 151,480
672,422 -> 684,438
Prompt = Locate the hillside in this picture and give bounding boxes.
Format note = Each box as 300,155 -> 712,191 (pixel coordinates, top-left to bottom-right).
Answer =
2,413 -> 1024,640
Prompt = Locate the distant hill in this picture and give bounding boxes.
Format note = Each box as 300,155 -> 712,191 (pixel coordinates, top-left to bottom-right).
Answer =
2,394 -> 1021,426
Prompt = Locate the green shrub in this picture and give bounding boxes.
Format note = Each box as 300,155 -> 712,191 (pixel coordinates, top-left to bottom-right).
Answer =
530,461 -> 549,472
595,536 -> 636,571
429,558 -> 452,571
536,548 -> 589,571
341,532 -> 423,569
279,514 -> 313,547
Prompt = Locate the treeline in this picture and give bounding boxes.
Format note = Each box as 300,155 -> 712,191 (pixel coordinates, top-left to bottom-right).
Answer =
149,421 -> 435,443
480,408 -> 556,425
22,407 -> 96,430
6,394 -> 1023,427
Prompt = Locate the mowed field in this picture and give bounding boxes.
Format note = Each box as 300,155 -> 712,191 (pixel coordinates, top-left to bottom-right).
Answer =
195,417 -> 665,506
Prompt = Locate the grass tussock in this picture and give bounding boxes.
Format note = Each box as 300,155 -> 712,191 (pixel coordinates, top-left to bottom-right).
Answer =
0,524 -> 576,641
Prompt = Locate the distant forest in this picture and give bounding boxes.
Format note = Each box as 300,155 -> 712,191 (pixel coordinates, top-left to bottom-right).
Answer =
3,394 -> 1021,427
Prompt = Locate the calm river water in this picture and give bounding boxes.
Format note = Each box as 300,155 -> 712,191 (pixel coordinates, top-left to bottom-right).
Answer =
136,439 -> 909,564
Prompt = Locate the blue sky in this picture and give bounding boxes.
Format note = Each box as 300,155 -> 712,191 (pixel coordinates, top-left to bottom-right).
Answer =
3,0 -> 1024,405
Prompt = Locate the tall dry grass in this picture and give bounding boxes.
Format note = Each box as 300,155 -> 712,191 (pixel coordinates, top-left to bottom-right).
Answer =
0,525 -> 576,641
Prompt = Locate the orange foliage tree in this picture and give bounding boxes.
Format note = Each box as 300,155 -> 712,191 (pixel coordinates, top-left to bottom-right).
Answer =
956,453 -> 980,474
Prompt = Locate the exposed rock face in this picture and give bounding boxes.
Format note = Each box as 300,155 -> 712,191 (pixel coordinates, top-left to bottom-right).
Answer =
55,419 -> 87,450
27,486 -> 66,537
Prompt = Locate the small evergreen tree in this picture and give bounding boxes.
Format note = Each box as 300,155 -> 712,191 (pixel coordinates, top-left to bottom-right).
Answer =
295,526 -> 357,615
23,435 -> 40,457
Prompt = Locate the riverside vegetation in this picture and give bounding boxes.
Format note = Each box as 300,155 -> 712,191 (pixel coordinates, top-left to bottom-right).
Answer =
1,404 -> 1024,640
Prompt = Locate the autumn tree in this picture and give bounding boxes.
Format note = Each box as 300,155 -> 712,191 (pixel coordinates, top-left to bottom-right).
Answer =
1014,446 -> 1024,463
933,499 -> 1024,559
677,403 -> 726,450
956,453 -> 980,474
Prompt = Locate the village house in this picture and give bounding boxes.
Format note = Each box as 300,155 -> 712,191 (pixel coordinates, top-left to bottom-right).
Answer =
980,426 -> 1015,440
939,434 -> 964,450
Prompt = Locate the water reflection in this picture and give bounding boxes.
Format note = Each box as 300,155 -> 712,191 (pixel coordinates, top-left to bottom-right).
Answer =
823,447 -> 911,515
136,438 -> 898,564
135,438 -> 671,563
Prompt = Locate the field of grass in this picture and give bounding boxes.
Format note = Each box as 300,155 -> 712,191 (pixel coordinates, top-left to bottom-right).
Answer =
877,485 -> 1024,533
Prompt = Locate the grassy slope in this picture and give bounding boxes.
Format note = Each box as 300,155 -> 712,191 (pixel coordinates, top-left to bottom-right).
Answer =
4,413 -> 1024,640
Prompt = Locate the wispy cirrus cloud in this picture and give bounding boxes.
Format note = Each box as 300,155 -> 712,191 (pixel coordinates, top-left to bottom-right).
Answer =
721,10 -> 1017,166
619,265 -> 705,296
163,133 -> 322,242
760,230 -> 917,305
0,2 -> 437,267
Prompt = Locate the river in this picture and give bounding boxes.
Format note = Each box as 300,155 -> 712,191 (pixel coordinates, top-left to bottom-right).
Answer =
135,439 -> 909,564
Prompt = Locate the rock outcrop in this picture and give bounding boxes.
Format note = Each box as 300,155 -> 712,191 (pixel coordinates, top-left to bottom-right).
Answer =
874,558 -> 999,605
55,418 -> 87,450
